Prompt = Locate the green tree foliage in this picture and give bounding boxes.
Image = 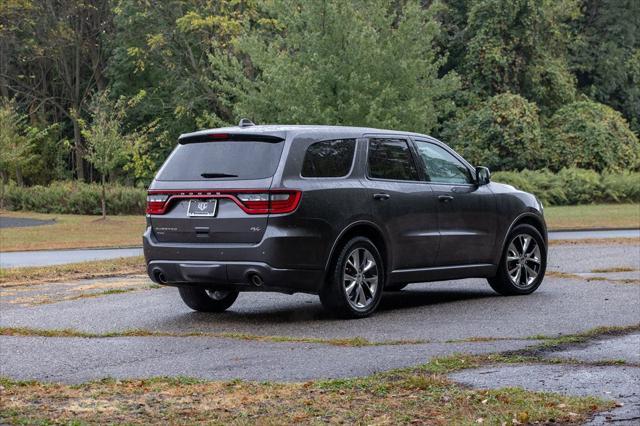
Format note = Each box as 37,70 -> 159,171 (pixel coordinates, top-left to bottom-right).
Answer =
236,0 -> 460,134
447,93 -> 543,171
107,0 -> 256,165
463,0 -> 579,113
79,92 -> 129,219
1,0 -> 113,181
0,99 -> 35,182
570,0 -> 640,133
544,100 -> 640,172
1,0 -> 639,193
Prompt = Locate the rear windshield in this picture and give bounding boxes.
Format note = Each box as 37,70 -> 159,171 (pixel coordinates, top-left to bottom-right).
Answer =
156,141 -> 285,181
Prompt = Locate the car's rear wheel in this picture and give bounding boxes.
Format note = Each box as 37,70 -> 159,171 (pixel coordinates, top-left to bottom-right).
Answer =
320,236 -> 384,318
178,287 -> 239,312
488,224 -> 546,295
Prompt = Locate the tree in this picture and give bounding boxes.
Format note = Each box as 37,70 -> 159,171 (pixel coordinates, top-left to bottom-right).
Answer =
462,0 -> 579,113
0,99 -> 36,207
106,0 -> 256,173
446,93 -> 543,171
569,0 -> 640,134
79,92 -> 128,219
236,0 -> 460,134
544,100 -> 639,172
1,0 -> 112,180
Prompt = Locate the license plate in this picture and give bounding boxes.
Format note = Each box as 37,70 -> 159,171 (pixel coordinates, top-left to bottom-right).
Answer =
188,199 -> 217,217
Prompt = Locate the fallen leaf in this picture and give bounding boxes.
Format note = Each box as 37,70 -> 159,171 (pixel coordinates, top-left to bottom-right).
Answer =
517,412 -> 529,423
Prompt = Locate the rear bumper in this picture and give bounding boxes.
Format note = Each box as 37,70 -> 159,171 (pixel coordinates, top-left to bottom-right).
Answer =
143,227 -> 324,294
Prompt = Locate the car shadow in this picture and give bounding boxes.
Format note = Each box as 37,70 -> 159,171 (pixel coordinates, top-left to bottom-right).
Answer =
378,287 -> 495,312
174,285 -> 498,325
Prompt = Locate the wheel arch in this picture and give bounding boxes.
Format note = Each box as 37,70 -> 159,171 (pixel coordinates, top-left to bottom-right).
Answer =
496,212 -> 548,263
324,221 -> 390,280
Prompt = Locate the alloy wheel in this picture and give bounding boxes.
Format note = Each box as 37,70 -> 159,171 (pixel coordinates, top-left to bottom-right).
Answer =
343,247 -> 379,310
506,233 -> 542,289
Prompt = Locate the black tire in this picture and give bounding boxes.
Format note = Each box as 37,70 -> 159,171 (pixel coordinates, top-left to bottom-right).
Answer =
178,287 -> 239,312
385,283 -> 409,291
320,236 -> 385,318
488,224 -> 546,295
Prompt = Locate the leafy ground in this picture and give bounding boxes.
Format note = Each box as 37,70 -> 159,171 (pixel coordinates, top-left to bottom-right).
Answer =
0,358 -> 609,425
2,204 -> 639,252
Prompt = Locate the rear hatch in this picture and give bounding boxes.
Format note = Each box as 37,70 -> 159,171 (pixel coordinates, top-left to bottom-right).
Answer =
147,132 -> 294,244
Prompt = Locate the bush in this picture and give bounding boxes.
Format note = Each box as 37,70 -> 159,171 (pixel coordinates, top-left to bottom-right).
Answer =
3,181 -> 146,215
492,168 -> 640,206
449,93 -> 544,171
544,100 -> 640,172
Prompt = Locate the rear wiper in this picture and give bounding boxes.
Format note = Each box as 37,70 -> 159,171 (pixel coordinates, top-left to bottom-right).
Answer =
201,172 -> 238,178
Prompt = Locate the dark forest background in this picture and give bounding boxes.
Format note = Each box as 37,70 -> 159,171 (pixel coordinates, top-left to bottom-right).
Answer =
1,0 -> 638,190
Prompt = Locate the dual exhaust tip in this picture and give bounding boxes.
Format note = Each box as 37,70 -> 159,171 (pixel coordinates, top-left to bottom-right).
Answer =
152,267 -> 264,287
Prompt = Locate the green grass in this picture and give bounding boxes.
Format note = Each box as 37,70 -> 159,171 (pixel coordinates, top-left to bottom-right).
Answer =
544,203 -> 640,230
0,364 -> 611,425
0,209 -> 145,252
0,256 -> 145,287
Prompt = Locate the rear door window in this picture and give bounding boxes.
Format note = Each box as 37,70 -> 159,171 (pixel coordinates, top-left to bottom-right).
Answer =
156,140 -> 285,181
367,138 -> 419,181
301,139 -> 356,177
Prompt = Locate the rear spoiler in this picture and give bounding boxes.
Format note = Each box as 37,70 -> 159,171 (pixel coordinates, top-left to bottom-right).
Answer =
178,132 -> 285,144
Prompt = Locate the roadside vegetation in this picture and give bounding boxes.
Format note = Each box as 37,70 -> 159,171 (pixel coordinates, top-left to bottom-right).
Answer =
0,362 -> 611,425
1,0 -> 638,219
544,204 -> 640,230
0,256 -> 144,286
0,210 -> 144,251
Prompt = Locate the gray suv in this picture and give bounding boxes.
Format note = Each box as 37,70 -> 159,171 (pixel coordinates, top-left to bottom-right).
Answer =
144,122 -> 547,318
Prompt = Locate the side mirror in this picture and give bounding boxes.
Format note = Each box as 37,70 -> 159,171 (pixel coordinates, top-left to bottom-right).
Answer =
476,166 -> 491,185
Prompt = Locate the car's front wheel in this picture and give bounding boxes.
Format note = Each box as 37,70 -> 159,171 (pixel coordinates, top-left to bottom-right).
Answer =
488,224 -> 546,295
320,236 -> 384,318
178,287 -> 239,312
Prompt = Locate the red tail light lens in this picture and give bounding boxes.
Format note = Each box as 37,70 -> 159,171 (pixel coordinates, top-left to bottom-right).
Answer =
146,194 -> 169,214
146,190 -> 301,215
236,193 -> 270,213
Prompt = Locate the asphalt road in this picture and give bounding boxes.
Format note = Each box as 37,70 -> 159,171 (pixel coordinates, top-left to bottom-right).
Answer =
0,247 -> 144,268
1,228 -> 638,269
1,242 -> 638,384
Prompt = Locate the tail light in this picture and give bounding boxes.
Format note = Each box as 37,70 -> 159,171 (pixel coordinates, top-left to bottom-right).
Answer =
146,190 -> 301,215
146,194 -> 169,214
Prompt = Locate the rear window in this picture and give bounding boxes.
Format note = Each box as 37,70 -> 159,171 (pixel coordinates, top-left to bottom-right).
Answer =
156,141 -> 285,181
301,139 -> 356,177
367,138 -> 419,181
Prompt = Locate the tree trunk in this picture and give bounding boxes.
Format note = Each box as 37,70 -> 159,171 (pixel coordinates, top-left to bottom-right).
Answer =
15,166 -> 24,186
72,116 -> 85,181
101,173 -> 106,220
0,170 -> 6,210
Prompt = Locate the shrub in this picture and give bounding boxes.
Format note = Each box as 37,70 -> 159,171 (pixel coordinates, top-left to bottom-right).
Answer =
3,181 -> 146,215
544,100 -> 639,172
492,168 -> 640,206
450,93 -> 543,171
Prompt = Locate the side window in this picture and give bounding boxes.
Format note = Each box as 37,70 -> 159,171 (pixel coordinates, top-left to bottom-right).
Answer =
301,139 -> 356,177
367,138 -> 419,181
414,141 -> 472,184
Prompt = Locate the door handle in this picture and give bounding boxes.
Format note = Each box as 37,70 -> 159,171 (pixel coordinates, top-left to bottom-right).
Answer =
438,195 -> 454,202
373,193 -> 390,201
